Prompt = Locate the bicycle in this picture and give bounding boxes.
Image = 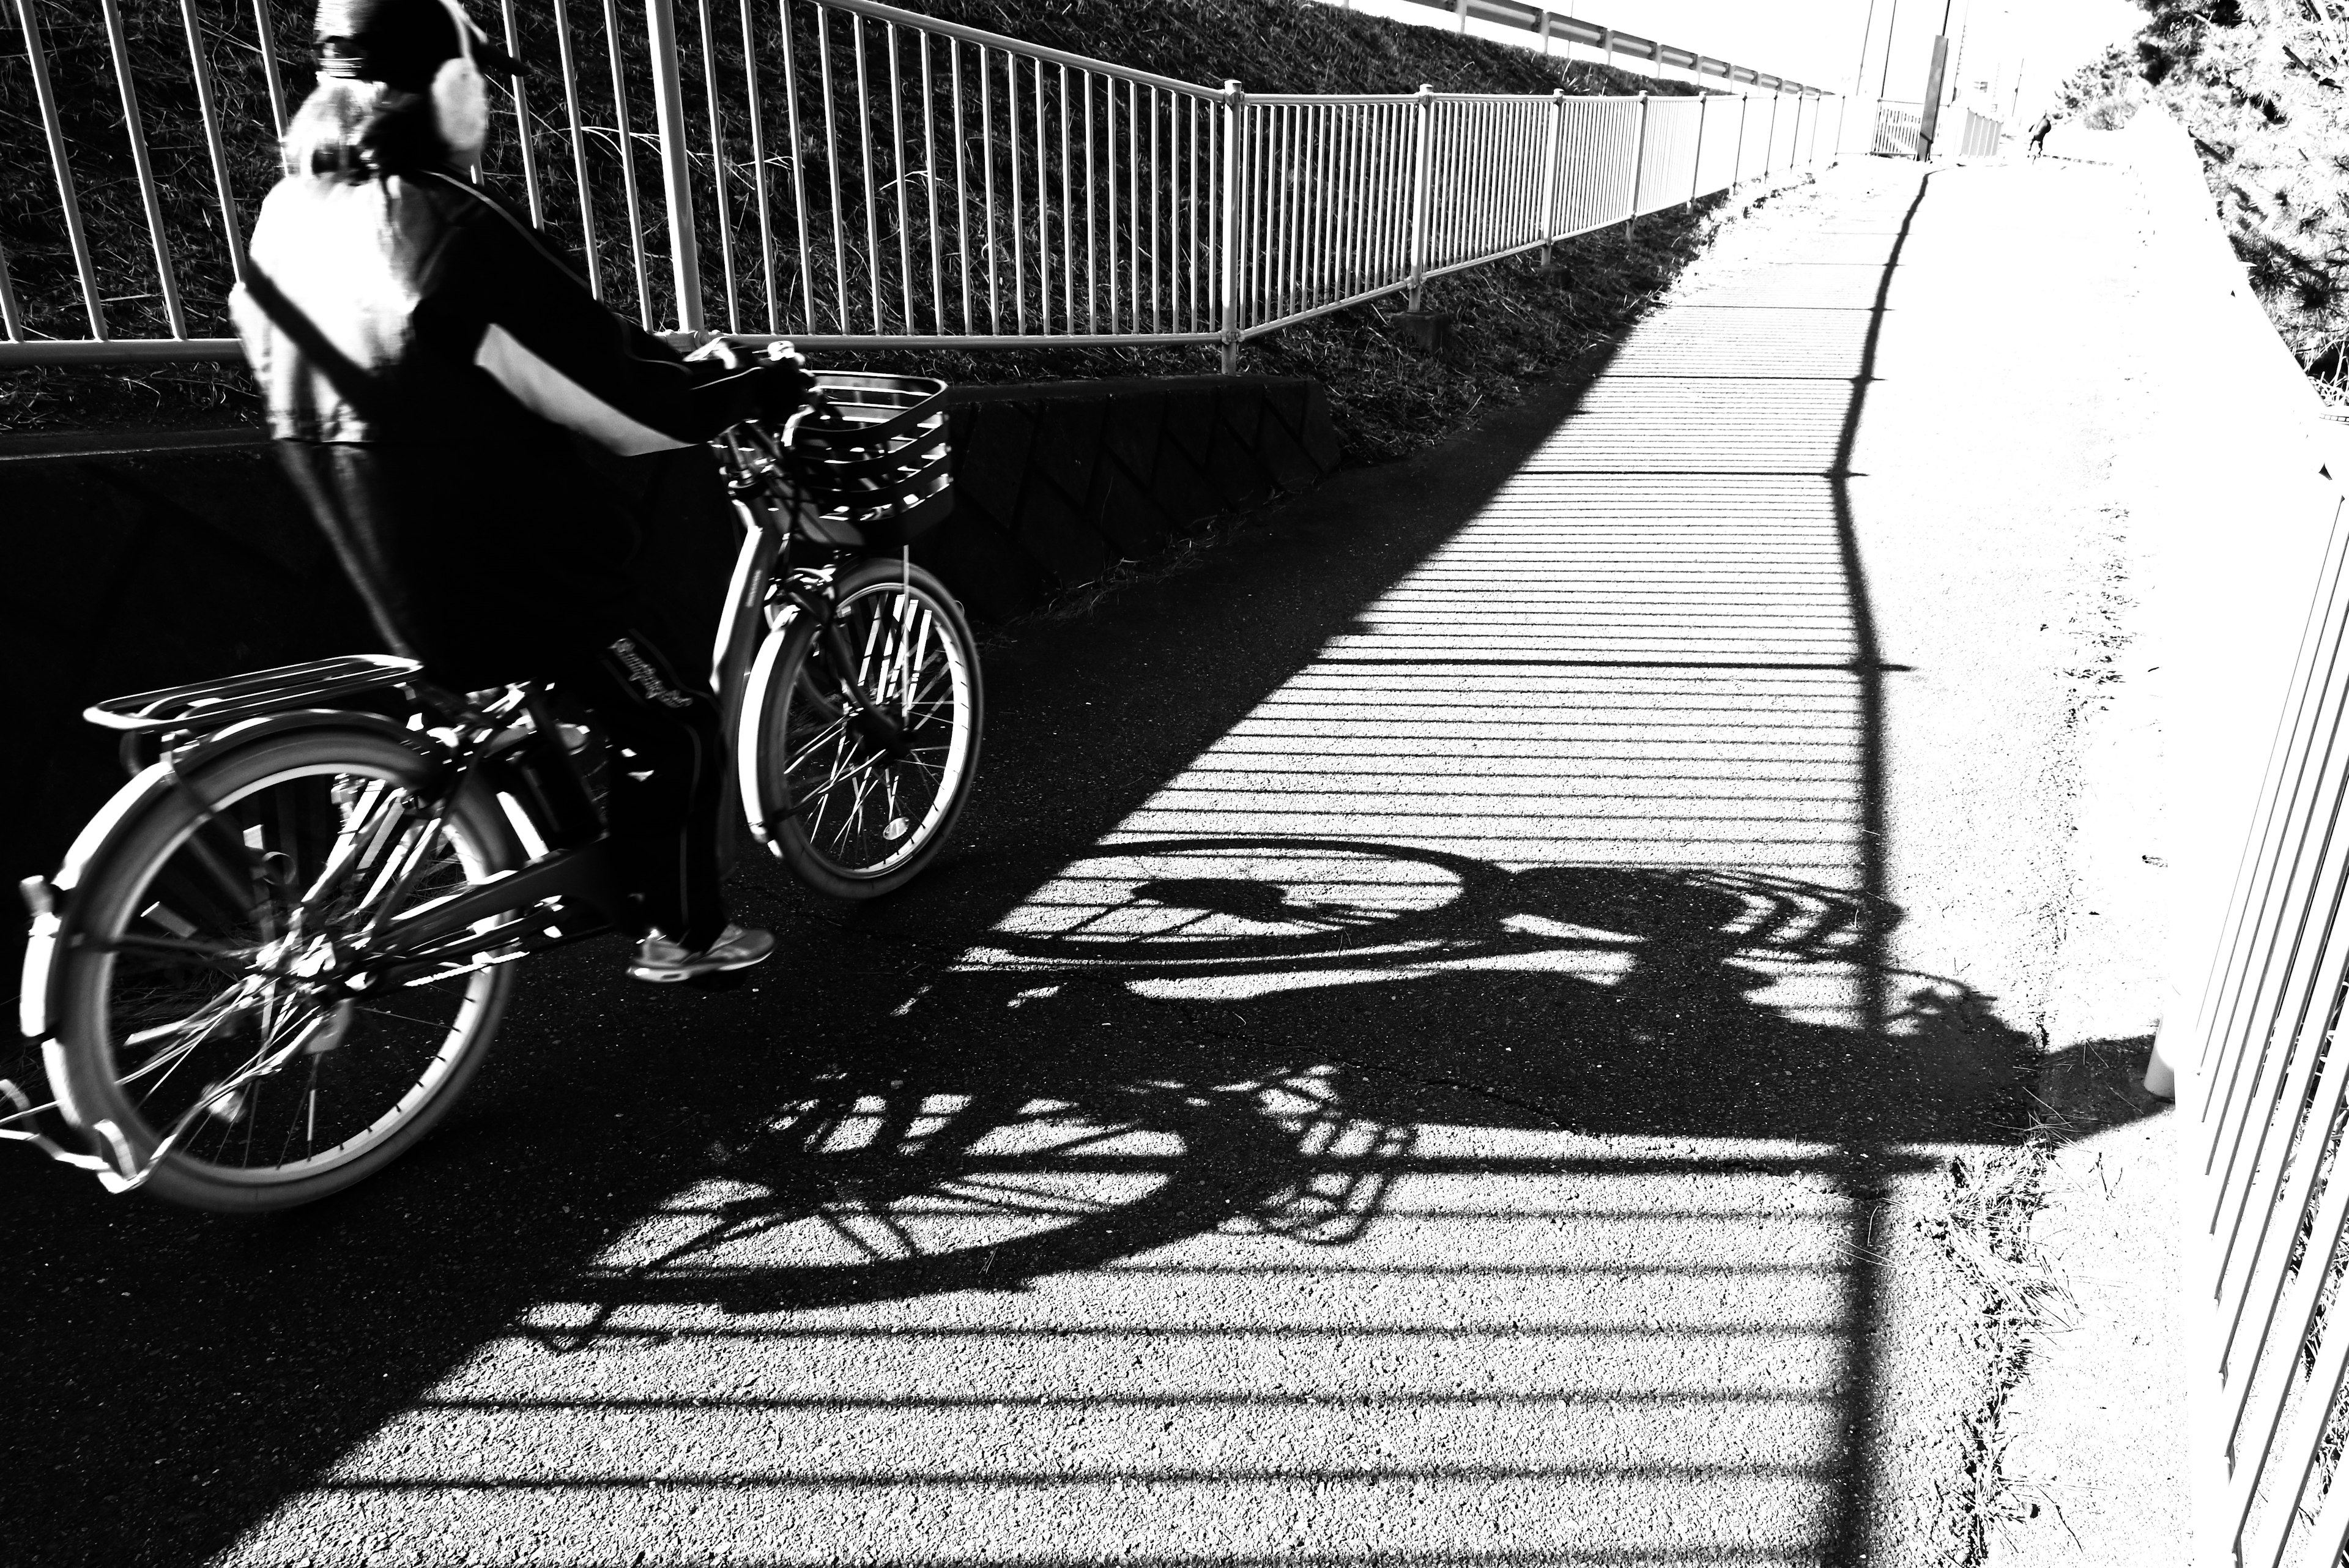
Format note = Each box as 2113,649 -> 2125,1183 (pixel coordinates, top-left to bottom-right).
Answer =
6,372 -> 982,1212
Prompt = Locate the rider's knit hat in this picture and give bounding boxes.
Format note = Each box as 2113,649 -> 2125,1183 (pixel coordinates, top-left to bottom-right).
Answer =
313,0 -> 518,89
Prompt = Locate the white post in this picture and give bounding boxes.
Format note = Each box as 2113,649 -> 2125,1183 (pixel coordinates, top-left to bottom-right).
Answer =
1538,88 -> 1564,265
1408,82 -> 1434,310
1732,89 -> 1749,187
645,0 -> 704,335
1627,89 -> 1649,225
1689,91 -> 1708,208
1219,80 -> 1243,373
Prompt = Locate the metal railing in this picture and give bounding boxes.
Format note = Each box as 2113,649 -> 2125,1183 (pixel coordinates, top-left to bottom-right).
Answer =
1376,0 -> 1823,97
1871,102 -> 1923,158
0,0 -> 1852,370
2164,479 -> 2349,1567
1955,108 -> 2005,158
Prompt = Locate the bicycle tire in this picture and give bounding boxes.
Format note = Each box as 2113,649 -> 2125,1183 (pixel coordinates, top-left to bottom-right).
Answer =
741,558 -> 983,900
44,727 -> 519,1211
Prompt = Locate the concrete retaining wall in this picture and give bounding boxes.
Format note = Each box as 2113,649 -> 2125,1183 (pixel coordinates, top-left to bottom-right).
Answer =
1,374 -> 1340,903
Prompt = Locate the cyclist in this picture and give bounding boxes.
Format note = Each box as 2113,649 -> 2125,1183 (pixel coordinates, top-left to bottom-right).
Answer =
230,0 -> 813,983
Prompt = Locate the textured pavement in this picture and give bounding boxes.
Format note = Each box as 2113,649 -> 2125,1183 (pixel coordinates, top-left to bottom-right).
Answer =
13,155 -> 2180,1567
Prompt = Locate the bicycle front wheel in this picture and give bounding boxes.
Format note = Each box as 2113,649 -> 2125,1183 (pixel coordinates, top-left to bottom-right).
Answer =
43,727 -> 519,1211
743,558 -> 983,899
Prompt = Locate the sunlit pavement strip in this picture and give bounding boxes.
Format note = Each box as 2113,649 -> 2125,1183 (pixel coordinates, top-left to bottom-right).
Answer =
219,174 -> 1939,1567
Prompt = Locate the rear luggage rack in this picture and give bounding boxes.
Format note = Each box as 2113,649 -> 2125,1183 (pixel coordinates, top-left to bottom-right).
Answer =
85,654 -> 422,734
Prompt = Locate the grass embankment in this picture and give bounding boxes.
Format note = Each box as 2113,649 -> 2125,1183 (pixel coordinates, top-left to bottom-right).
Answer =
3,0 -> 1729,460
2056,2 -> 2349,407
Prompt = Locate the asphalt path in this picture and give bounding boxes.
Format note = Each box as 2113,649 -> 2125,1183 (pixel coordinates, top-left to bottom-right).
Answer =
7,155 -> 2167,1567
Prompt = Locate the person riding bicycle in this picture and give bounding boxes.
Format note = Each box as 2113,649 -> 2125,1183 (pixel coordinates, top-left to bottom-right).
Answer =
230,0 -> 810,983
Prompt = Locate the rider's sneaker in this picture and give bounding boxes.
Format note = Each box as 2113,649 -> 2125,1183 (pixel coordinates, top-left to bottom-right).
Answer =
628,923 -> 776,984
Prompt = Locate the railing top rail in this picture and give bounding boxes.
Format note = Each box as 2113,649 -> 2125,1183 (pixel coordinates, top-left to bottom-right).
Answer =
1386,0 -> 1815,93
807,0 -> 1222,99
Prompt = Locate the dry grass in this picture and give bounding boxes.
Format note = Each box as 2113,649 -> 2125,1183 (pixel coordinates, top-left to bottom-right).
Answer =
1919,1135 -> 2076,1565
2060,2 -> 2349,399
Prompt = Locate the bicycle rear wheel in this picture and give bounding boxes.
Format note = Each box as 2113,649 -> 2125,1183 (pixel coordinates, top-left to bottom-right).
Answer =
42,728 -> 519,1211
742,558 -> 982,899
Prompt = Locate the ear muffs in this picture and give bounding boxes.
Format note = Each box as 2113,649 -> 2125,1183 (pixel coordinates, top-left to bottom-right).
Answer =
429,53 -> 487,157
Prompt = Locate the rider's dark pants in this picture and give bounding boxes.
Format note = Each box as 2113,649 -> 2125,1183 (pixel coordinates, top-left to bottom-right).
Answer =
549,625 -> 729,950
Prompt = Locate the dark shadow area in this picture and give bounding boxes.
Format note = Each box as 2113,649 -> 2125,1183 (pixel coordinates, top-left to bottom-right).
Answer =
2,169 -> 2165,1568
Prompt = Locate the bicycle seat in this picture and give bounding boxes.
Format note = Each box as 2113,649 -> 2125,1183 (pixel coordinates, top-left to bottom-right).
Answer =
84,654 -> 423,734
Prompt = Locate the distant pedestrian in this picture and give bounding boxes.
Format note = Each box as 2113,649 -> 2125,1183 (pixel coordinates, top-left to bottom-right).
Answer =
2027,112 -> 2056,159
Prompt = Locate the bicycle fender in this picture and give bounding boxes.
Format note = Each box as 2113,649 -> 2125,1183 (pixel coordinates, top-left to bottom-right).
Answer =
20,710 -> 428,1046
735,624 -> 797,847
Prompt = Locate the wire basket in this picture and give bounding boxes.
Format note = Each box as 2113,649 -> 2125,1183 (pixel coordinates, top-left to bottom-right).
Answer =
776,372 -> 954,549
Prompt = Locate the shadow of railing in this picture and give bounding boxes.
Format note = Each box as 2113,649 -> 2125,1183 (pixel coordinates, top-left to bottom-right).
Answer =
7,163 -> 2170,1568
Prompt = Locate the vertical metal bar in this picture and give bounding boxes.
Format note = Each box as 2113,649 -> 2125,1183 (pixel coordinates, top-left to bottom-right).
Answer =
779,0 -> 814,329
1031,56 -> 1048,333
603,0 -> 651,324
1732,90 -> 1750,187
554,0 -> 604,302
1059,65 -> 1074,333
923,30 -> 943,335
980,45 -> 998,332
1085,71 -> 1098,334
249,0 -> 289,140
817,9 -> 850,332
1128,78 -> 1141,333
1275,104 -> 1293,318
1765,89 -> 1779,179
854,15 -> 882,334
1187,95 -> 1199,333
647,0 -> 707,335
1007,50 -> 1025,334
952,36 -> 971,332
695,0 -> 740,333
1219,80 -> 1242,371
1150,87 -> 1163,333
1627,90 -> 1650,222
177,0 -> 246,290
1689,91 -> 1709,207
0,243 -> 23,342
741,0 -> 776,332
500,0 -> 544,225
1407,83 -> 1432,311
1105,77 -> 1121,334
892,22 -> 913,333
102,0 -> 187,338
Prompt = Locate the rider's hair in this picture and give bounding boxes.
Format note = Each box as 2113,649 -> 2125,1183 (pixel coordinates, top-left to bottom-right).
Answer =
280,75 -> 455,179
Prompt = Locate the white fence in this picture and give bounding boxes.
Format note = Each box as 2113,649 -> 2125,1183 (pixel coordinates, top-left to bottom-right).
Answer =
0,0 -> 1862,370
2166,479 -> 2349,1568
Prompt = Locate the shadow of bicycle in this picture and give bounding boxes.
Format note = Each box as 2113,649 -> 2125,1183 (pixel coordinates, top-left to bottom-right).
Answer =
535,836 -> 2098,1346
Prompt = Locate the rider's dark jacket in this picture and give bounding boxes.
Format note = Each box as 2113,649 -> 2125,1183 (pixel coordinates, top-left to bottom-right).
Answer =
231,167 -> 770,683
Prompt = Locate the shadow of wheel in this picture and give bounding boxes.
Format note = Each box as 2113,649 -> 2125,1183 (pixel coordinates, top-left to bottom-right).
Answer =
552,1069 -> 1371,1326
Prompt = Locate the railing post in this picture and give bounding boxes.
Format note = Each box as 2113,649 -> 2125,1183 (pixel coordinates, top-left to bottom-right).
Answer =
17,0 -> 105,337
645,0 -> 705,336
1764,87 -> 1779,179
1601,26 -> 1615,72
1537,88 -> 1563,269
1625,89 -> 1649,228
1732,90 -> 1748,187
1836,93 -> 1849,163
1688,89 -> 1708,209
1407,82 -> 1434,311
1219,80 -> 1244,374
1453,0 -> 1468,33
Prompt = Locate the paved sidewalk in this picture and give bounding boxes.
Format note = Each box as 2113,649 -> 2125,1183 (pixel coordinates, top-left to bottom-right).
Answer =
210,159 -> 2176,1567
